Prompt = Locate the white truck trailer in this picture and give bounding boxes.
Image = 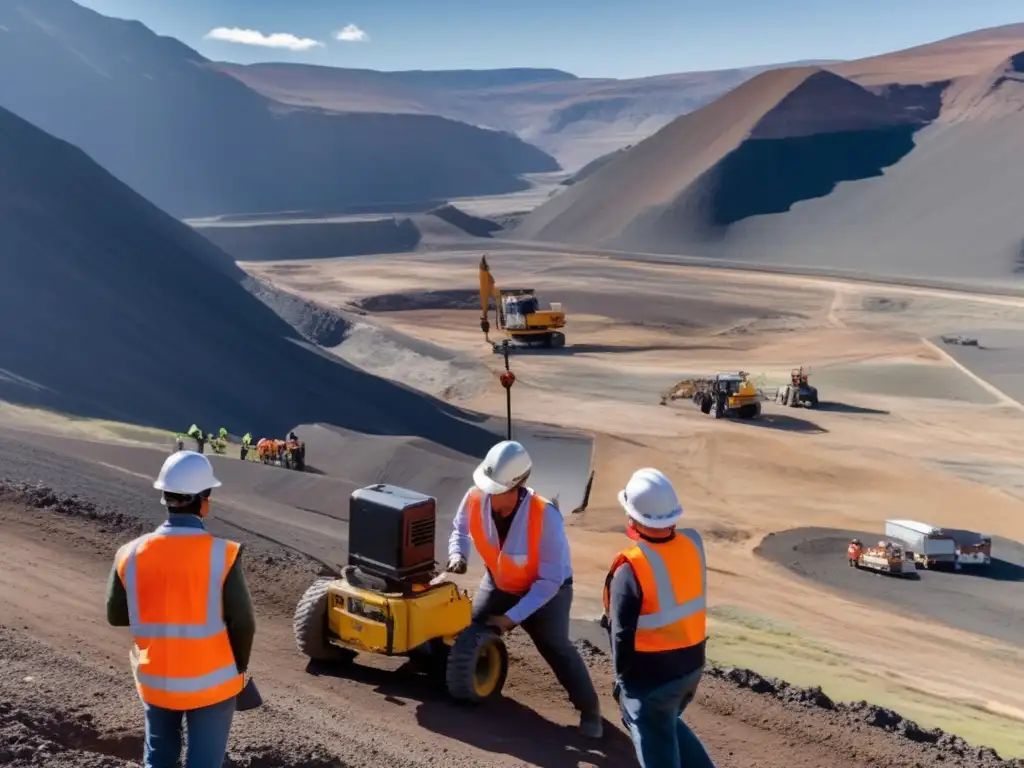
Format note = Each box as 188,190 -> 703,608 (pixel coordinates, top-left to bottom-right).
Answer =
884,520 -> 958,570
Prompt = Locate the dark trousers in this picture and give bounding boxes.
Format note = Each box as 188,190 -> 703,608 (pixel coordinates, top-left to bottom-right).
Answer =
143,696 -> 235,768
472,577 -> 600,715
619,669 -> 716,768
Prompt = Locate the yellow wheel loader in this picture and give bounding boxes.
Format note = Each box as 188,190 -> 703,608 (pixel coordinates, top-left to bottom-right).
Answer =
478,255 -> 566,352
293,484 -> 508,703
692,372 -> 762,420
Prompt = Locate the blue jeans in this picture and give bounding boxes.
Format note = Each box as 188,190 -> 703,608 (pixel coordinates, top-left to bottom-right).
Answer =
618,670 -> 716,768
143,696 -> 236,768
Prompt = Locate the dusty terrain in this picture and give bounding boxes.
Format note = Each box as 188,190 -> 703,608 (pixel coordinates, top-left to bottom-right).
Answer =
6,483 -> 1015,768
5,240 -> 1024,763
243,249 -> 1024,761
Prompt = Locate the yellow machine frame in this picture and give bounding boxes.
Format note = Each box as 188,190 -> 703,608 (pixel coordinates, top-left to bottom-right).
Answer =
326,577 -> 471,656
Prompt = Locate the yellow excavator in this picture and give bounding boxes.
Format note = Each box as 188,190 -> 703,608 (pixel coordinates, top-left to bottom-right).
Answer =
478,255 -> 566,352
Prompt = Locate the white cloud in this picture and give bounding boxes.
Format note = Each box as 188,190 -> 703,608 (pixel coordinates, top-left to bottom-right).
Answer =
334,24 -> 369,43
204,27 -> 323,52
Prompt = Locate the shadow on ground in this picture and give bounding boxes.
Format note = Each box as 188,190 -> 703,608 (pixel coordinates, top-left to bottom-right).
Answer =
959,559 -> 1024,583
814,402 -> 890,415
502,343 -> 722,356
305,660 -> 636,768
740,413 -> 828,434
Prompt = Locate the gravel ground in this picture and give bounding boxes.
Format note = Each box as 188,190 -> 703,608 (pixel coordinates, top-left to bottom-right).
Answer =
2,447 -> 1023,766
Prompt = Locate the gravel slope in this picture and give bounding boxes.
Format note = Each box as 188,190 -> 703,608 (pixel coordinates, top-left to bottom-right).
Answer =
2,441 -> 1022,767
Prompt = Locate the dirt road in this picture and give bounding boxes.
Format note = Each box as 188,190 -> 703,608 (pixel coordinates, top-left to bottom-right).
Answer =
1,474 -> 1018,767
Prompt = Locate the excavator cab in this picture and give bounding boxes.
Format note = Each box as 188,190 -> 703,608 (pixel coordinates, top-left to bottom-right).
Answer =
499,290 -> 540,330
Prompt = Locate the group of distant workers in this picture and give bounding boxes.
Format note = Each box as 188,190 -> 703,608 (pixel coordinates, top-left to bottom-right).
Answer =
106,440 -> 713,768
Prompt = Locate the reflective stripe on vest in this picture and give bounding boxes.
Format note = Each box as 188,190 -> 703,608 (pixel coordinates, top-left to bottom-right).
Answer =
117,525 -> 243,708
602,528 -> 706,652
633,531 -> 706,631
467,488 -> 546,594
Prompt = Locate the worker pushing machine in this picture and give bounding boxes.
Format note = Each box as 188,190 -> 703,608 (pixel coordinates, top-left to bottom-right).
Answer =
445,440 -> 604,738
602,468 -> 716,768
105,451 -> 260,768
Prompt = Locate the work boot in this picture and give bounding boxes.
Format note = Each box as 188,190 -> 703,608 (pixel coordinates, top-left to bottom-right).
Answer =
579,711 -> 603,739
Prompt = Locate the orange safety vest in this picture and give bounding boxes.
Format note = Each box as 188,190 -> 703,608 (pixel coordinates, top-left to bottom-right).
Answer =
466,487 -> 547,594
602,529 -> 706,653
116,523 -> 244,710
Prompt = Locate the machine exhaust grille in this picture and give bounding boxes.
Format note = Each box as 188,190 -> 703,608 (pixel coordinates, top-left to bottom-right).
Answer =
409,518 -> 434,547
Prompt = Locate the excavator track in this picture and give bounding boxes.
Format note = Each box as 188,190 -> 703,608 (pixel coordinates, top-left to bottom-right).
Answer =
491,331 -> 566,353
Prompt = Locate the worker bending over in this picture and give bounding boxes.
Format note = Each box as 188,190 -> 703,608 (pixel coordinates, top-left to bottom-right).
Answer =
106,451 -> 257,768
602,468 -> 716,768
446,440 -> 603,738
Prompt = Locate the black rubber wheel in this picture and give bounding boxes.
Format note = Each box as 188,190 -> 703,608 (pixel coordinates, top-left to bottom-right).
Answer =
293,579 -> 357,663
737,403 -> 758,420
445,624 -> 508,704
700,394 -> 713,414
550,332 -> 566,349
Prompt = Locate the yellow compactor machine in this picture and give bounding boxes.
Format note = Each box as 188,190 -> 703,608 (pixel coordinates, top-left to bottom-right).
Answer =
478,255 -> 566,352
293,484 -> 508,703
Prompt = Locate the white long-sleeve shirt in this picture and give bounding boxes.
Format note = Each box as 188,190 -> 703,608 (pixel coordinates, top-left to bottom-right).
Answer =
448,487 -> 573,625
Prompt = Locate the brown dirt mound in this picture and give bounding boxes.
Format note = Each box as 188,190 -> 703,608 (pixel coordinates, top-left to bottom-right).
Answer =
518,68 -> 923,247
705,667 -> 1018,766
941,51 -> 1024,123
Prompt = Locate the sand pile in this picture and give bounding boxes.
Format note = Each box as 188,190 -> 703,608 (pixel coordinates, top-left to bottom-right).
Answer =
194,204 -> 501,261
941,52 -> 1024,123
519,56 -> 1024,288
516,68 -> 920,246
0,102 -> 498,460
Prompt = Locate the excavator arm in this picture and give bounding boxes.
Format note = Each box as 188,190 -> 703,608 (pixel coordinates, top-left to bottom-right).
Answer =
479,255 -> 501,340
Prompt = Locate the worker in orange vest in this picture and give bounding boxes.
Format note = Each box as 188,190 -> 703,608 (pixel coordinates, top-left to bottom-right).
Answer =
446,440 -> 603,738
602,468 -> 716,768
105,451 -> 257,767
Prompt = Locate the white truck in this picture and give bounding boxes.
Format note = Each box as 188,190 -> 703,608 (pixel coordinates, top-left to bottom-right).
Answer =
884,520 -> 958,570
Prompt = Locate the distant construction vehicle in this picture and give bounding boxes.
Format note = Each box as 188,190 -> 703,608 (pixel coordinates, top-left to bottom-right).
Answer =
775,367 -> 818,408
943,528 -> 993,568
255,435 -> 306,471
885,519 -> 959,570
478,255 -> 566,352
847,538 -> 916,577
940,335 -> 979,346
691,372 -> 762,420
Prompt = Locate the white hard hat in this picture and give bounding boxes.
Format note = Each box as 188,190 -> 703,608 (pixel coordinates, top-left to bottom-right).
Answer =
618,468 -> 682,529
473,440 -> 532,495
153,451 -> 222,496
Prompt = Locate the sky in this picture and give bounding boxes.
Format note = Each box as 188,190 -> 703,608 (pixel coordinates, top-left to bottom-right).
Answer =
75,0 -> 1023,79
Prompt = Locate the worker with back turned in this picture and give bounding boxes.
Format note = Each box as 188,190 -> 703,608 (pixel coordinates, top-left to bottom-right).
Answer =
106,451 -> 257,768
602,468 -> 716,768
446,440 -> 603,738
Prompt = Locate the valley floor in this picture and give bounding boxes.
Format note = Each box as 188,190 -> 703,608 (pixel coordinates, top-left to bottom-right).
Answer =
4,250 -> 1024,766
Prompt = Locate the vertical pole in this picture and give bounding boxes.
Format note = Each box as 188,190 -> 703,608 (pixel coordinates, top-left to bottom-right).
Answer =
503,340 -> 512,440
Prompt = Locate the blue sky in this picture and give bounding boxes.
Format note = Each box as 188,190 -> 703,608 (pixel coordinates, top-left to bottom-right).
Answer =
75,0 -> 1022,78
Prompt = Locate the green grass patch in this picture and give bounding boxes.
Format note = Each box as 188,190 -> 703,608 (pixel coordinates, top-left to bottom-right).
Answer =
708,605 -> 1024,758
